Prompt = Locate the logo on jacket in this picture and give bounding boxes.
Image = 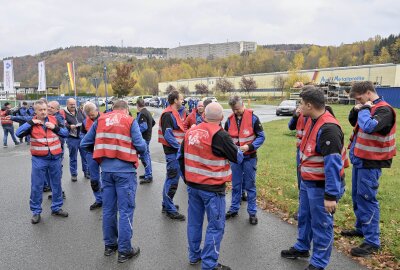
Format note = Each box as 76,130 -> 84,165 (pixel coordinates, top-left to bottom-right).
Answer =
105,114 -> 121,127
243,129 -> 250,135
188,129 -> 209,147
306,144 -> 312,153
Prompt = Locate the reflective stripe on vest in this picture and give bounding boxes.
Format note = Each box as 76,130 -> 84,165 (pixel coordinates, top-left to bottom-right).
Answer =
185,165 -> 232,178
228,109 -> 256,155
30,137 -> 60,143
185,153 -> 229,166
31,144 -> 62,151
96,132 -> 132,143
94,144 -> 137,155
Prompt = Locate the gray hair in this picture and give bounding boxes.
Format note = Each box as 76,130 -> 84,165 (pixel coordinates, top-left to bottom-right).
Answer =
34,100 -> 47,109
112,100 -> 129,110
48,101 -> 60,110
205,102 -> 223,122
83,102 -> 97,114
228,95 -> 243,107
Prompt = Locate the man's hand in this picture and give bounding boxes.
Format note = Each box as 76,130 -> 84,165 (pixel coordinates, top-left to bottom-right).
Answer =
354,104 -> 363,111
4,116 -> 11,120
70,124 -> 76,130
240,145 -> 250,152
364,101 -> 373,108
295,107 -> 301,117
45,122 -> 56,130
324,200 -> 337,215
32,119 -> 43,125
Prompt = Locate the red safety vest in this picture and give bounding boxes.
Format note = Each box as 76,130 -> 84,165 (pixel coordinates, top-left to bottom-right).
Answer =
93,110 -> 138,166
228,109 -> 256,155
296,114 -> 308,148
158,106 -> 186,147
300,111 -> 347,181
0,110 -> 12,125
350,100 -> 397,160
85,112 -> 102,132
184,122 -> 232,185
30,115 -> 62,156
184,109 -> 198,131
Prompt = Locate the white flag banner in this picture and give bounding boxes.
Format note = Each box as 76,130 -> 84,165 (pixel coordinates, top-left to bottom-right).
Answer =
3,59 -> 14,93
38,61 -> 46,92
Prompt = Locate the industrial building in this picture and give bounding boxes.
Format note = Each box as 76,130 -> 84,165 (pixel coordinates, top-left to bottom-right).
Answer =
167,41 -> 257,59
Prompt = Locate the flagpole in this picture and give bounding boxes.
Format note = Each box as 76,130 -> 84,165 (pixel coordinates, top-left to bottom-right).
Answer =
73,61 -> 77,100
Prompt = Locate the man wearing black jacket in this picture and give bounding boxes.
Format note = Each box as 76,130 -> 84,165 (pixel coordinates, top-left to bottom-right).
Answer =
178,102 -> 243,270
136,98 -> 156,184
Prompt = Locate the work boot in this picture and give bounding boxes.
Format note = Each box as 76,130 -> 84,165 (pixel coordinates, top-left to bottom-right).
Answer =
139,174 -> 146,179
341,229 -> 363,238
162,204 -> 179,213
189,258 -> 201,265
48,191 -> 66,200
281,247 -> 310,259
293,211 -> 299,221
225,211 -> 238,220
71,175 -> 77,182
213,263 -> 232,270
84,171 -> 90,179
26,141 -> 30,145
166,211 -> 186,221
249,215 -> 258,225
118,247 -> 140,263
31,214 -> 41,224
140,177 -> 153,184
3,144 -> 7,148
305,264 -> 324,270
104,245 -> 118,256
43,186 -> 51,192
241,192 -> 247,201
51,209 -> 69,217
15,142 -> 20,146
350,243 -> 379,257
90,202 -> 102,210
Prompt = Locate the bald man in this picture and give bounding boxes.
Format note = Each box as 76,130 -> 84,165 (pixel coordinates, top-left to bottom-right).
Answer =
178,102 -> 244,270
63,98 -> 88,182
183,101 -> 204,131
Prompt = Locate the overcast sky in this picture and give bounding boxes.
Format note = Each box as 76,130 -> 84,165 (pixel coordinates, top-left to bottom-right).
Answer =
1,0 -> 399,58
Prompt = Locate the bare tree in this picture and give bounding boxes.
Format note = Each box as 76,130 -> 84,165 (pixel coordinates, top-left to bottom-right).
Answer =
215,78 -> 234,94
272,75 -> 286,96
239,76 -> 257,96
195,83 -> 209,96
178,85 -> 190,96
165,84 -> 176,94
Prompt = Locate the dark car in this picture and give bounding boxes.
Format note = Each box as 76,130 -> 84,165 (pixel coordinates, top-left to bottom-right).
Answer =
276,100 -> 298,116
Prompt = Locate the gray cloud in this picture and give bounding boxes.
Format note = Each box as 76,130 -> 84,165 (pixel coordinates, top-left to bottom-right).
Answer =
1,0 -> 399,58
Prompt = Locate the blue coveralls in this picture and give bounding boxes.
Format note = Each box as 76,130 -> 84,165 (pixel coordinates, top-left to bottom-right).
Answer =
16,107 -> 31,143
136,112 -> 152,179
294,126 -> 345,269
349,100 -> 385,248
80,119 -> 146,253
16,118 -> 69,215
161,110 -> 185,213
227,115 -> 265,216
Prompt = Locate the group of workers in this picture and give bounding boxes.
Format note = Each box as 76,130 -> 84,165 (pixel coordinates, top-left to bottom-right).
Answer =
0,80 -> 395,270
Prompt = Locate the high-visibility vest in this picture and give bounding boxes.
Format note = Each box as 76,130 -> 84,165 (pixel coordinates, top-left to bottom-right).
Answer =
228,109 -> 256,155
184,109 -> 204,131
349,101 -> 397,161
93,110 -> 138,166
299,111 -> 347,181
0,110 -> 12,125
158,106 -> 186,147
85,112 -> 101,132
30,115 -> 62,156
296,114 -> 308,148
184,122 -> 232,185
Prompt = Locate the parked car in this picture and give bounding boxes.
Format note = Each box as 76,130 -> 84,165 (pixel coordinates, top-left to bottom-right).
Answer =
149,97 -> 160,107
201,97 -> 218,102
276,100 -> 298,116
144,97 -> 153,106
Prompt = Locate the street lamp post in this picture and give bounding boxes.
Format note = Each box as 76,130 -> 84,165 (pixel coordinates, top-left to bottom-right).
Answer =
92,77 -> 99,107
103,65 -> 108,111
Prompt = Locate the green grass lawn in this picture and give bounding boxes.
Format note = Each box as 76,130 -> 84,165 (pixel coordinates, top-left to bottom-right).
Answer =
257,104 -> 400,260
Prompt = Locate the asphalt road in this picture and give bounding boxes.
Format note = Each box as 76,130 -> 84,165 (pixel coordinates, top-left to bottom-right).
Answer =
0,105 -> 366,270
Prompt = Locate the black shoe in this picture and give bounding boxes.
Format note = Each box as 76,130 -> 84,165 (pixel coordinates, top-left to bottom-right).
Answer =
341,229 -> 363,238
90,202 -> 102,210
213,263 -> 231,270
162,204 -> 179,213
84,172 -> 90,179
241,192 -> 247,201
48,191 -> 66,200
26,142 -> 30,145
51,209 -> 69,217
15,142 -> 20,146
293,211 -> 299,221
305,264 -> 324,270
350,243 -> 379,257
189,258 -> 201,265
43,186 -> 51,192
118,247 -> 140,263
71,175 -> 77,182
140,177 -> 153,184
249,215 -> 258,225
166,211 -> 186,221
139,174 -> 146,179
225,211 -> 238,220
31,214 -> 41,224
281,247 -> 310,259
104,245 -> 118,256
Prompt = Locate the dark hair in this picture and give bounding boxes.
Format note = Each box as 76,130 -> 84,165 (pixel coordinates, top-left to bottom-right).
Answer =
203,98 -> 213,108
350,81 -> 376,98
168,90 -> 180,105
325,105 -> 336,118
228,96 -> 243,107
4,102 -> 10,106
299,87 -> 325,110
112,100 -> 129,110
136,98 -> 145,108
22,101 -> 28,105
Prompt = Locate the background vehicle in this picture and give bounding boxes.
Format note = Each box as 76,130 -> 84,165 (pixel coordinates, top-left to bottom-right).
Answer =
276,100 -> 298,116
201,96 -> 218,102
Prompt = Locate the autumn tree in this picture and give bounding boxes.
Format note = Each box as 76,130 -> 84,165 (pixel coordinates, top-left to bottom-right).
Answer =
178,85 -> 190,96
272,75 -> 286,95
195,83 -> 209,96
215,78 -> 234,94
139,68 -> 159,95
111,63 -> 137,97
239,76 -> 257,96
165,84 -> 176,94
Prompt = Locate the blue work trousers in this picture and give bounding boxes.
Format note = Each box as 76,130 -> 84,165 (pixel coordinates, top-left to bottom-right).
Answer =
139,140 -> 152,179
187,187 -> 226,270
229,157 -> 257,215
30,155 -> 63,214
162,153 -> 180,213
2,125 -> 18,145
294,180 -> 334,269
352,166 -> 381,247
87,152 -> 102,204
66,137 -> 87,176
102,172 -> 137,253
